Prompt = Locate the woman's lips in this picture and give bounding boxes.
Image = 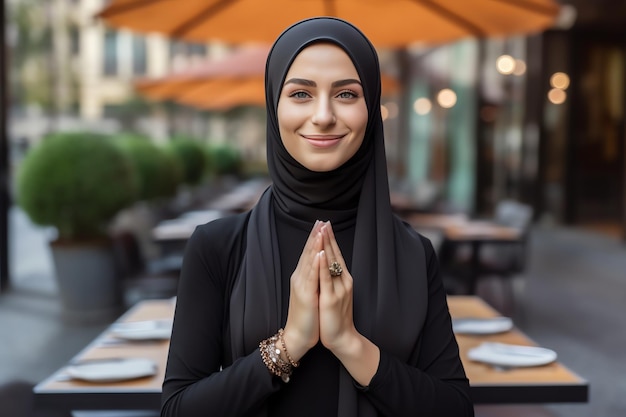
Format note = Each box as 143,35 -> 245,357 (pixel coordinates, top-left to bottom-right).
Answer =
302,135 -> 345,148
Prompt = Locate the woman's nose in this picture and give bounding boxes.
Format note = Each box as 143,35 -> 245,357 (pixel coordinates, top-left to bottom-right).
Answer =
311,98 -> 337,126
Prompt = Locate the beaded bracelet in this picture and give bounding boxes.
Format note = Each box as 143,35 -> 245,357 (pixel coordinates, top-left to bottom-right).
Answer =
259,332 -> 293,383
277,328 -> 299,368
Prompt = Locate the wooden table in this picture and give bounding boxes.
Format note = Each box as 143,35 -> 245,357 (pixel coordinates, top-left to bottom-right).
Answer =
405,212 -> 470,230
450,296 -> 588,404
206,178 -> 270,213
33,299 -> 175,416
407,213 -> 523,293
152,178 -> 270,246
33,297 -> 587,416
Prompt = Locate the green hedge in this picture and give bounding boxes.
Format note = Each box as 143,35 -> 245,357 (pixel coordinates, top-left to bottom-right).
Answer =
166,137 -> 206,185
114,134 -> 183,200
206,143 -> 242,177
17,131 -> 139,241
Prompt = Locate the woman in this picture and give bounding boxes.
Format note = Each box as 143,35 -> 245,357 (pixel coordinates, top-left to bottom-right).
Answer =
161,17 -> 473,417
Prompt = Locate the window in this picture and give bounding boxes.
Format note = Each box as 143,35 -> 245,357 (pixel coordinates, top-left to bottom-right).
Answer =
188,43 -> 207,57
169,40 -> 187,58
132,35 -> 147,76
70,26 -> 80,55
103,30 -> 118,76
169,41 -> 207,58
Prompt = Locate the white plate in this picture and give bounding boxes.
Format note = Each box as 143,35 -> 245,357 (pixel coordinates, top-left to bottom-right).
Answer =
65,358 -> 157,382
110,319 -> 173,341
452,317 -> 513,335
468,342 -> 558,368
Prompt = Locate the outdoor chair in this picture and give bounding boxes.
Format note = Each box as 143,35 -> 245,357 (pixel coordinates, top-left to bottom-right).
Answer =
111,231 -> 180,304
441,200 -> 533,317
0,380 -> 34,417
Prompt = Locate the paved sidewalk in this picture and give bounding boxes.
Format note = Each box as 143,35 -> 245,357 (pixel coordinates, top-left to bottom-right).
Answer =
0,207 -> 107,386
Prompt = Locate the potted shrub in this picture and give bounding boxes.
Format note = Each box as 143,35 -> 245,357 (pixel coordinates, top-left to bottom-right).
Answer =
160,137 -> 207,212
206,143 -> 242,178
166,136 -> 207,186
115,134 -> 182,201
112,134 -> 184,260
16,131 -> 139,323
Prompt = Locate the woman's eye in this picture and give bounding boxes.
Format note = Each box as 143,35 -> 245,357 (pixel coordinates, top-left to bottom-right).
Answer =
289,91 -> 310,99
337,90 -> 358,99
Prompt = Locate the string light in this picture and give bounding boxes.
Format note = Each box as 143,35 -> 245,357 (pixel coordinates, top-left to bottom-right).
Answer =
437,89 -> 457,109
413,97 -> 432,115
550,72 -> 570,90
381,105 -> 389,121
548,88 -> 567,104
513,59 -> 527,76
383,101 -> 399,119
496,55 -> 516,75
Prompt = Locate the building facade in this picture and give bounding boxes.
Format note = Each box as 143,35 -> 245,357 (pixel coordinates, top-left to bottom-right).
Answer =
391,0 -> 626,239
537,0 -> 625,239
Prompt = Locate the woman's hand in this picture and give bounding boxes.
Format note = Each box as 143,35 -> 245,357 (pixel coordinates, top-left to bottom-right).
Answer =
283,220 -> 324,361
318,222 -> 358,353
318,221 -> 380,386
283,220 -> 380,386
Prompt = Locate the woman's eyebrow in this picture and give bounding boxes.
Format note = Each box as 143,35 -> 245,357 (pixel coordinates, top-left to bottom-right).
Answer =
331,79 -> 362,88
283,78 -> 316,87
283,78 -> 362,88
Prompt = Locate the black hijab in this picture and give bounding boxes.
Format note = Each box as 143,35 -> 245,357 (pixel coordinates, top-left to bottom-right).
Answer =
230,17 -> 426,416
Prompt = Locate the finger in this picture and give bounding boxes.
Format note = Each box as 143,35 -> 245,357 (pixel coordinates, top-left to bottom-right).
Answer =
302,220 -> 322,254
296,221 -> 323,272
307,247 -> 321,293
318,249 -> 334,295
299,232 -> 322,289
325,221 -> 346,267
322,223 -> 345,281
321,222 -> 337,267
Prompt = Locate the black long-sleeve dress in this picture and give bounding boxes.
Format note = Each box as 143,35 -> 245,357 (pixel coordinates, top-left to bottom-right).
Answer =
161,209 -> 473,417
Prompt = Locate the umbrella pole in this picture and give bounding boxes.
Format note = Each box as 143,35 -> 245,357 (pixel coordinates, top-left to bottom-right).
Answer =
0,0 -> 10,291
394,48 -> 411,180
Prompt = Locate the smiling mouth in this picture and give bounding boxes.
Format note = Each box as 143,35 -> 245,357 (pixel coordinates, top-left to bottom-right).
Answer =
301,134 -> 346,148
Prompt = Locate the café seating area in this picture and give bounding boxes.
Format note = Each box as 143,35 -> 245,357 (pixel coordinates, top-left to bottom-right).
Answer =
3,188 -> 626,417
111,182 -> 535,316
29,295 -> 586,416
437,200 -> 534,316
403,202 -> 532,316
109,177 -> 271,305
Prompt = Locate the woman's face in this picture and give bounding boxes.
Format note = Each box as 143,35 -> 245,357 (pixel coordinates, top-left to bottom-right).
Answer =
277,43 -> 368,172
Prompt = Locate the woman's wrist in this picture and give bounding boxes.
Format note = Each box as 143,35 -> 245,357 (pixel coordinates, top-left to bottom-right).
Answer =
327,328 -> 362,358
281,326 -> 311,363
329,331 -> 380,387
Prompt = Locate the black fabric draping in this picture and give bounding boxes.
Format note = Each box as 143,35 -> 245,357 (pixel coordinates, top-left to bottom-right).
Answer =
229,17 -> 427,416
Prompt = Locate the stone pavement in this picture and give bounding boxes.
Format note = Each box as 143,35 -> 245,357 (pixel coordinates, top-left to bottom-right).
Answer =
2,205 -> 626,416
0,207 -> 108,387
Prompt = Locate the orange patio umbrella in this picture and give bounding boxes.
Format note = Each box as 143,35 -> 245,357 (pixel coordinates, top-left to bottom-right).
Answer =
134,46 -> 400,111
179,79 -> 267,111
97,0 -> 561,48
134,46 -> 268,102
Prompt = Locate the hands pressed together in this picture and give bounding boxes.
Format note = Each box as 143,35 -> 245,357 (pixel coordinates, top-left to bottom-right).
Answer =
282,221 -> 379,385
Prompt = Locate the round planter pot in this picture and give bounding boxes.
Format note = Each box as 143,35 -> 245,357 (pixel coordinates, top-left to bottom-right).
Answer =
50,241 -> 123,324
